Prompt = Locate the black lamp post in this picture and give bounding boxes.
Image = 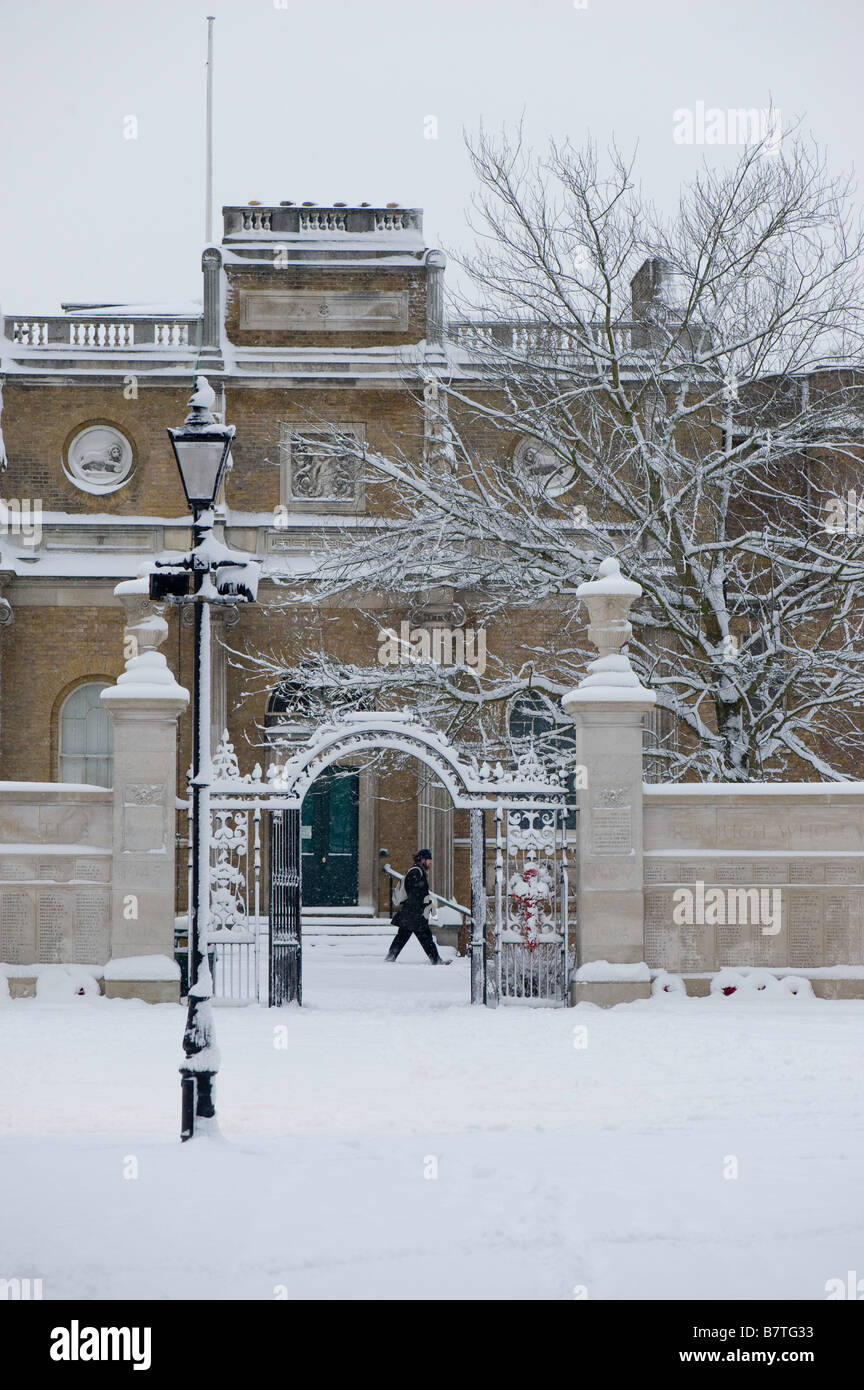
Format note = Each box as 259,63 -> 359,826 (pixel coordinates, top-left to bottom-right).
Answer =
152,376 -> 256,1140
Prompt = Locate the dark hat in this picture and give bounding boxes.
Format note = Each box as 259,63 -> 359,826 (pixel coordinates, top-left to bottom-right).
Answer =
414,848 -> 433,862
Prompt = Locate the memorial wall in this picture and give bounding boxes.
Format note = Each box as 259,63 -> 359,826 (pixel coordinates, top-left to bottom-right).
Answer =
0,784 -> 113,966
643,784 -> 864,971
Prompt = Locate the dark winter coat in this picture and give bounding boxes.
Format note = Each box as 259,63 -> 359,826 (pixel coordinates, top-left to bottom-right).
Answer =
392,865 -> 432,930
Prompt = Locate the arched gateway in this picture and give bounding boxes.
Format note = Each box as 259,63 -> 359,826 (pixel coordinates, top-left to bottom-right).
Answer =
203,711 -> 575,1007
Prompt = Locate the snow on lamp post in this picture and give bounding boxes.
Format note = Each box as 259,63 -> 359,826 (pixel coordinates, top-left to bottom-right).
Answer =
152,376 -> 259,1141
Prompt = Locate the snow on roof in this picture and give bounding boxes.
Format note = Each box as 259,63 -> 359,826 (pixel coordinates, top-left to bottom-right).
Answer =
59,301 -> 202,316
220,246 -> 424,266
2,552 -> 165,579
1,548 -> 324,582
10,511 -> 193,525
228,342 -> 427,359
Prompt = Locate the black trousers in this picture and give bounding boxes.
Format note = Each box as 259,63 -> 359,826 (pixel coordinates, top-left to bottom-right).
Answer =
386,917 -> 441,964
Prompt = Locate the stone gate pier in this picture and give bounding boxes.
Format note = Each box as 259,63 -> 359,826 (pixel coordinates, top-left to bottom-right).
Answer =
563,557 -> 655,1006
563,555 -> 864,1006
100,574 -> 189,977
0,573 -> 187,1001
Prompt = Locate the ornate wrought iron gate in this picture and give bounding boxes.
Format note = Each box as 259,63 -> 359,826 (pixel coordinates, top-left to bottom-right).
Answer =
208,803 -> 261,1002
191,720 -> 575,1008
269,808 -> 302,1005
490,804 -> 572,1003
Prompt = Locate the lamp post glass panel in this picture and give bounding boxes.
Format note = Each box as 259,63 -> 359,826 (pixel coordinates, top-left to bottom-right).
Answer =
158,375 -> 254,1141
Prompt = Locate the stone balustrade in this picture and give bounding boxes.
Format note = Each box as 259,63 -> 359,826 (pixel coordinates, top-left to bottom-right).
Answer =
222,204 -> 424,239
448,319 -> 639,355
8,316 -> 197,349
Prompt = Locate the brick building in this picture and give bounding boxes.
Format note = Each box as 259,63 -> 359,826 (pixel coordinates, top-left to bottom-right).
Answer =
0,203 -> 518,923
1,202 -> 859,933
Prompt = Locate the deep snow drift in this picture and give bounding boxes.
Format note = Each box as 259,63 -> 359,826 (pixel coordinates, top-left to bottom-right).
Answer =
1,932 -> 862,1300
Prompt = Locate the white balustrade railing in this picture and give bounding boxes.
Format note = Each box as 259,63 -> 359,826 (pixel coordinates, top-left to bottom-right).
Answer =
299,210 -> 347,232
374,212 -> 405,231
449,320 -> 637,357
9,316 -> 197,351
241,208 -> 272,231
69,322 -> 135,348
223,205 -> 423,239
153,322 -> 190,347
11,320 -> 48,346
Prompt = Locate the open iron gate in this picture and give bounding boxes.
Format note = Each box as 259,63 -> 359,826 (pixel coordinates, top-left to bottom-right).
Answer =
180,797 -> 303,1006
260,801 -> 575,1008
269,808 -> 302,1005
194,722 -> 575,1008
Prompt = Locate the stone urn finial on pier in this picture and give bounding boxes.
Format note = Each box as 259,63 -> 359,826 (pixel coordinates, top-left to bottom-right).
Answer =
563,555 -> 655,709
114,565 -> 169,659
559,552 -> 655,1005
578,555 -> 641,657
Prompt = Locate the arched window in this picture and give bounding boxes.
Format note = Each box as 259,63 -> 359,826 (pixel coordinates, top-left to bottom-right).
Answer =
266,681 -> 315,727
266,673 -> 372,731
59,683 -> 113,787
509,690 -> 558,753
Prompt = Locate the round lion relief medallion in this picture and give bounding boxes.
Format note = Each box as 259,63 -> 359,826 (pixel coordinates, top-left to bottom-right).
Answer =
513,437 -> 576,498
64,424 -> 134,494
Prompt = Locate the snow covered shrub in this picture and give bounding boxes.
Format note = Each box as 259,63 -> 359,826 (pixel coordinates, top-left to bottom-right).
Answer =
34,966 -> 101,1000
740,970 -> 786,998
710,969 -> 809,999
651,970 -> 686,997
779,975 -> 815,998
711,970 -> 745,997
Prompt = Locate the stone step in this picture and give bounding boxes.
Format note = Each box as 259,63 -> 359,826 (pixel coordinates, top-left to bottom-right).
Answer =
301,904 -> 377,917
302,915 -> 394,934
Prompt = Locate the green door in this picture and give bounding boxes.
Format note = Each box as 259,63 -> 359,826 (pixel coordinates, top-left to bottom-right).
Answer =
301,767 -> 359,906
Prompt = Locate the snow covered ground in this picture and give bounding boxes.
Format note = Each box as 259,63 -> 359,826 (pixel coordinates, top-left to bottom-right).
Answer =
1,932 -> 863,1301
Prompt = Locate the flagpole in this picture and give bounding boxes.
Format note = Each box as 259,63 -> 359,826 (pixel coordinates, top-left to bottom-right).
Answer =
205,16 -> 215,244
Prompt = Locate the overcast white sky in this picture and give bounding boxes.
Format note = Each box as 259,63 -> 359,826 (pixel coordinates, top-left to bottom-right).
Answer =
0,0 -> 861,313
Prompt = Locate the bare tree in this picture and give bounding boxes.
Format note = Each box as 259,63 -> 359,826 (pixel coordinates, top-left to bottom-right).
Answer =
244,121 -> 864,782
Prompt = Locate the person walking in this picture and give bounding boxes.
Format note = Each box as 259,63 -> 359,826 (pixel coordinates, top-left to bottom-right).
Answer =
385,849 -> 448,964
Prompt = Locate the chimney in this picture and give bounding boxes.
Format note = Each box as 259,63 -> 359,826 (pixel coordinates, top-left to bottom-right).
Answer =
630,257 -> 687,320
